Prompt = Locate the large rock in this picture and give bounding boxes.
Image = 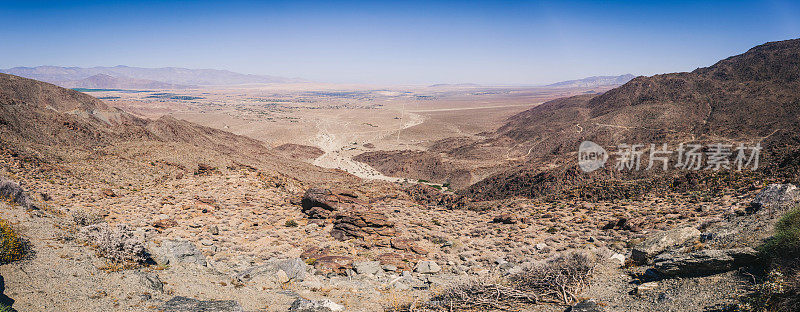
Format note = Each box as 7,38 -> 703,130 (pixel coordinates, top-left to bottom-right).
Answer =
288,298 -> 344,312
235,258 -> 309,283
653,247 -> 759,277
390,237 -> 428,255
414,261 -> 441,274
631,227 -> 701,263
148,240 -> 207,267
353,261 -> 381,275
330,208 -> 396,244
301,188 -> 367,219
749,184 -> 800,212
313,256 -> 354,275
160,296 -> 243,312
566,299 -> 604,312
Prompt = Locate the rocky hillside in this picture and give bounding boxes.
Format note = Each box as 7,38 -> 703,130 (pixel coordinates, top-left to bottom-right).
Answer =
460,39 -> 800,200
499,38 -> 800,154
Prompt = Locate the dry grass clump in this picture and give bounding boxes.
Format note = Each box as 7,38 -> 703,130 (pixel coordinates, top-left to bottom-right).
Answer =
78,223 -> 148,267
393,251 -> 596,311
72,210 -> 104,227
0,218 -> 26,264
0,176 -> 33,209
509,251 -> 595,304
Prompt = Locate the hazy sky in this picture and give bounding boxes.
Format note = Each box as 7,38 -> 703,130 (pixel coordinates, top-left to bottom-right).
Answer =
1,0 -> 799,84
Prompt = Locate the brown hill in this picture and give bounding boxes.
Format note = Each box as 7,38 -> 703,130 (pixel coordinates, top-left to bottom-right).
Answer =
0,73 -> 352,185
461,38 -> 800,200
272,143 -> 324,162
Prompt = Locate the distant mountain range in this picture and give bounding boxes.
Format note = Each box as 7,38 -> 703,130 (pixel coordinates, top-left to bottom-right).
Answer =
546,74 -> 636,88
0,65 -> 305,89
59,74 -> 192,89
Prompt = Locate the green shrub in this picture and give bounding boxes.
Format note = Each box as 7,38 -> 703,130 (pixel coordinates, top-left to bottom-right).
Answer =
0,218 -> 26,264
760,207 -> 800,258
740,207 -> 800,312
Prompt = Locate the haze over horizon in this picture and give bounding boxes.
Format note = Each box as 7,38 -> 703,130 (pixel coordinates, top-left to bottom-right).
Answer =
2,0 -> 799,85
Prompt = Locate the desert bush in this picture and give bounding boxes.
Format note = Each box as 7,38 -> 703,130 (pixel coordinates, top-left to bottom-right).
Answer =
737,269 -> 800,312
78,223 -> 148,266
510,251 -> 595,304
760,206 -> 800,259
0,176 -> 33,209
0,219 -> 26,264
391,251 -> 596,311
72,210 -> 103,226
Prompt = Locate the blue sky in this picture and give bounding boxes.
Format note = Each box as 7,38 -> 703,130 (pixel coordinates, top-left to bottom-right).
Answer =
1,0 -> 798,84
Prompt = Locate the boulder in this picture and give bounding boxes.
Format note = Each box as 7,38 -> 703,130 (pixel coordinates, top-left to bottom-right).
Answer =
160,296 -> 243,312
353,261 -> 381,275
415,261 -> 441,274
288,298 -> 344,312
653,247 -> 759,277
566,299 -> 603,312
153,219 -> 178,229
635,282 -> 659,295
235,258 -> 309,283
376,252 -> 415,271
301,188 -> 368,219
149,240 -> 207,267
493,213 -> 518,224
631,227 -> 701,263
138,272 -> 163,293
101,188 -> 116,198
313,256 -> 354,275
390,238 -> 428,255
749,184 -> 800,212
609,253 -> 626,266
330,208 -> 396,244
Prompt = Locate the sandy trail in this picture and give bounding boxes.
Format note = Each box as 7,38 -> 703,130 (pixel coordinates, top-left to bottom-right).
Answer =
310,110 -> 424,181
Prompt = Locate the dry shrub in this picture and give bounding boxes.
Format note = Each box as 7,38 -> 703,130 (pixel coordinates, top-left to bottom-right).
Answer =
394,251 -> 596,312
510,251 -> 595,304
0,176 -> 33,209
72,210 -> 103,226
0,218 -> 26,264
78,223 -> 148,266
